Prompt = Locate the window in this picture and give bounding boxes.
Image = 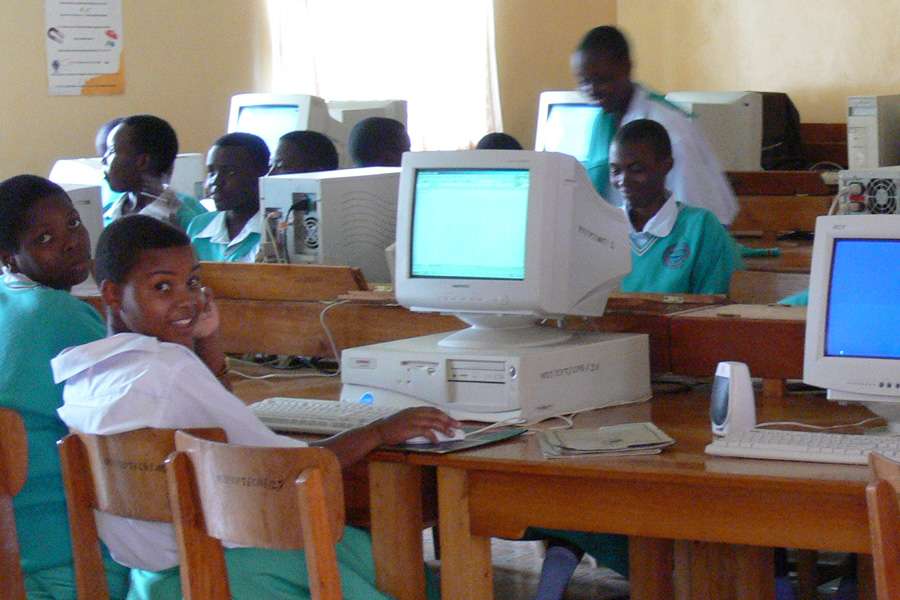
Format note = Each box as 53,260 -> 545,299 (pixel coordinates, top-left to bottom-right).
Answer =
266,0 -> 502,150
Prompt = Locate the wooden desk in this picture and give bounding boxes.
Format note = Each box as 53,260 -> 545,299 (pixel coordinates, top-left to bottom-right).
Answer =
367,391 -> 876,600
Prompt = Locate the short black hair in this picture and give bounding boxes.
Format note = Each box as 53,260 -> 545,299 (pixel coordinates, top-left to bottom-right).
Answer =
279,130 -> 339,171
0,175 -> 66,252
95,116 -> 125,157
475,132 -> 523,150
613,119 -> 673,160
94,214 -> 190,284
212,132 -> 271,175
349,117 -> 410,167
576,25 -> 630,62
122,115 -> 179,176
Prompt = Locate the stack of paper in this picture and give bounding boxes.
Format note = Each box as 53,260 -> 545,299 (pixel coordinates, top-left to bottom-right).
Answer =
539,422 -> 674,459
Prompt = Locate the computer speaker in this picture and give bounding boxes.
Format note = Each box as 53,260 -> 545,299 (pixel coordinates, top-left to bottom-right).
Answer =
710,361 -> 756,436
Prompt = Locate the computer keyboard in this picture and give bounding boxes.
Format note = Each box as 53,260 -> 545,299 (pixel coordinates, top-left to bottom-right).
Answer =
705,428 -> 900,465
251,397 -> 400,434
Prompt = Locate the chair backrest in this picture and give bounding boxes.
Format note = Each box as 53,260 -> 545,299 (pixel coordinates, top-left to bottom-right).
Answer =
166,431 -> 345,600
58,427 -> 225,600
0,408 -> 27,599
728,270 -> 810,305
867,452 -> 900,600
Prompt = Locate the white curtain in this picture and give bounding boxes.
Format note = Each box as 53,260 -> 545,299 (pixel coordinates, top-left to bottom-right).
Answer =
266,0 -> 502,150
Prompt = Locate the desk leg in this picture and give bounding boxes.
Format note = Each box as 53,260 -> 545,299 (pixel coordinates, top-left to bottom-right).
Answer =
369,461 -> 426,600
682,542 -> 773,600
857,554 -> 875,600
733,545 -> 774,600
438,466 -> 493,600
629,537 -> 674,600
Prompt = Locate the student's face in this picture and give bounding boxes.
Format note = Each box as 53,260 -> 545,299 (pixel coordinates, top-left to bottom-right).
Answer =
105,245 -> 203,349
1,193 -> 91,290
269,140 -> 317,176
571,49 -> 633,114
102,124 -> 144,193
205,145 -> 261,213
609,140 -> 673,209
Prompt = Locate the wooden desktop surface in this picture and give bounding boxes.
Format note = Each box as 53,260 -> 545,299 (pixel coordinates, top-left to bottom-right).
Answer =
232,370 -> 877,600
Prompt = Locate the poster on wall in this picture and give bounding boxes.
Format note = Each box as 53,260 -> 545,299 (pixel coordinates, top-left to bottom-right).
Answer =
45,0 -> 124,96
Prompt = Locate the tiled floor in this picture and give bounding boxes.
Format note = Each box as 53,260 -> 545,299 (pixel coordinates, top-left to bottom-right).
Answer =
423,530 -> 630,599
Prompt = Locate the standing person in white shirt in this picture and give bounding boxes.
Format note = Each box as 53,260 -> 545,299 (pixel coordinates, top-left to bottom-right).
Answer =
53,215 -> 455,600
573,25 -> 739,225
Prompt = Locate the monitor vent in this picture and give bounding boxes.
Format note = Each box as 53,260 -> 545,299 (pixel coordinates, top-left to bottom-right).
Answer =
866,179 -> 898,214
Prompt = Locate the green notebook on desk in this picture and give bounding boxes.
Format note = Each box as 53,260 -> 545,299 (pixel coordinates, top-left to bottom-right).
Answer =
388,427 -> 525,454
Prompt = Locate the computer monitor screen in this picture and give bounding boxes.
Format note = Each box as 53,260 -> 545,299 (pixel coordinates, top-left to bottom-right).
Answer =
233,105 -> 302,155
534,91 -> 600,162
411,169 -> 529,280
824,239 -> 900,359
395,150 -> 630,348
804,215 -> 900,429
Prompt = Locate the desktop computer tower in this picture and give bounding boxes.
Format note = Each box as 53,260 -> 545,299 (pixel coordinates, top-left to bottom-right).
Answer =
259,167 -> 401,284
847,95 -> 900,169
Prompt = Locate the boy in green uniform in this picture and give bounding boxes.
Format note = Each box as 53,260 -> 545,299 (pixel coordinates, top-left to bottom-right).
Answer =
0,175 -> 130,599
102,115 -> 206,230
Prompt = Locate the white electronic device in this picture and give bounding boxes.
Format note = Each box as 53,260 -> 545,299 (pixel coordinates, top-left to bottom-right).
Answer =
327,99 -> 408,135
665,91 -> 764,171
258,167 -> 401,283
847,94 -> 900,169
61,183 -> 103,250
340,150 -> 651,421
710,361 -> 756,436
227,93 -> 349,167
341,331 -> 651,422
837,166 -> 900,215
803,214 -> 900,431
534,91 -> 599,162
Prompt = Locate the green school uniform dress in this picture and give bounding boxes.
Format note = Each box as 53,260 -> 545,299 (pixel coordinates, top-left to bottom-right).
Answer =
621,198 -> 740,295
187,210 -> 262,263
0,271 -> 130,599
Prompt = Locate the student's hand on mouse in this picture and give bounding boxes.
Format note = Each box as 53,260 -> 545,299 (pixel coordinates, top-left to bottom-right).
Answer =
373,407 -> 460,446
192,286 -> 220,339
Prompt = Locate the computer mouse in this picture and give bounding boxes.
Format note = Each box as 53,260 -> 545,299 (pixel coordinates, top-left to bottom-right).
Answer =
405,428 -> 467,445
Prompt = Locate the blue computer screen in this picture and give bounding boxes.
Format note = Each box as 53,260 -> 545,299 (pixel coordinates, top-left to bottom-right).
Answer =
825,238 -> 900,359
410,169 -> 529,280
236,104 -> 300,153
543,104 -> 601,162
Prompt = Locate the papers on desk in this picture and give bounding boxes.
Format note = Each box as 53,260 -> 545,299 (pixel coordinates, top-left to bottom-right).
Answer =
539,422 -> 674,459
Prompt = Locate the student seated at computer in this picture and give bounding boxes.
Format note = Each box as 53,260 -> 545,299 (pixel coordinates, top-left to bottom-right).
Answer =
475,132 -> 523,150
572,25 -> 738,225
348,117 -> 411,167
0,175 -> 131,599
102,114 -> 207,230
51,214 -> 454,600
531,119 -> 739,600
186,132 -> 269,263
94,117 -> 127,211
269,130 -> 339,175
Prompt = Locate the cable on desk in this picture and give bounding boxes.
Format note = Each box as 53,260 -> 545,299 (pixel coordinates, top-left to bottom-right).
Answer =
755,416 -> 886,432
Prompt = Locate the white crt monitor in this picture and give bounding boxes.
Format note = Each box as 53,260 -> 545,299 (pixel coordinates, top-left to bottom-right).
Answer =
664,91 -> 763,171
394,150 -> 631,349
227,93 -> 348,165
534,91 -> 600,162
327,99 -> 408,133
803,214 -> 900,431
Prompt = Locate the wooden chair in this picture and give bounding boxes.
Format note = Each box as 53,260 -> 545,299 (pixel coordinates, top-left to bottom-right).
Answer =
165,431 -> 345,600
867,451 -> 900,600
58,427 -> 225,600
728,270 -> 810,305
0,408 -> 27,599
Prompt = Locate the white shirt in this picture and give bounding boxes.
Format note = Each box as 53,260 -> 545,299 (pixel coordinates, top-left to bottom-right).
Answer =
52,333 -> 303,571
103,187 -> 184,229
611,85 -> 739,225
623,193 -> 680,255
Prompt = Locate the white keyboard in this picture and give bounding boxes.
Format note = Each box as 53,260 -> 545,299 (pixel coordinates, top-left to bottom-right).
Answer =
705,428 -> 900,465
251,397 -> 400,434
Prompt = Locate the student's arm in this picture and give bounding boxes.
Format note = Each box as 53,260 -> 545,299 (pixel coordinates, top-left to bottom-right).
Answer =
312,407 -> 460,468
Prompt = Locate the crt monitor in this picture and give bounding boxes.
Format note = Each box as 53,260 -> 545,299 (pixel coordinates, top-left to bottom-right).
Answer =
227,93 -> 348,166
327,99 -> 408,134
664,91 -> 763,171
534,91 -> 600,162
803,214 -> 900,431
394,150 -> 631,349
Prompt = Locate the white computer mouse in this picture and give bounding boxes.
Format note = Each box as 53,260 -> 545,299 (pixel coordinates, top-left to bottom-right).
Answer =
405,428 -> 467,445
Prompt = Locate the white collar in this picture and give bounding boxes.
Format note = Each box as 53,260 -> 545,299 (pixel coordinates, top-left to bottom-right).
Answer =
194,211 -> 261,249
103,188 -> 182,223
1,268 -> 40,290
621,84 -> 650,122
626,193 -> 679,238
52,333 -> 163,383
